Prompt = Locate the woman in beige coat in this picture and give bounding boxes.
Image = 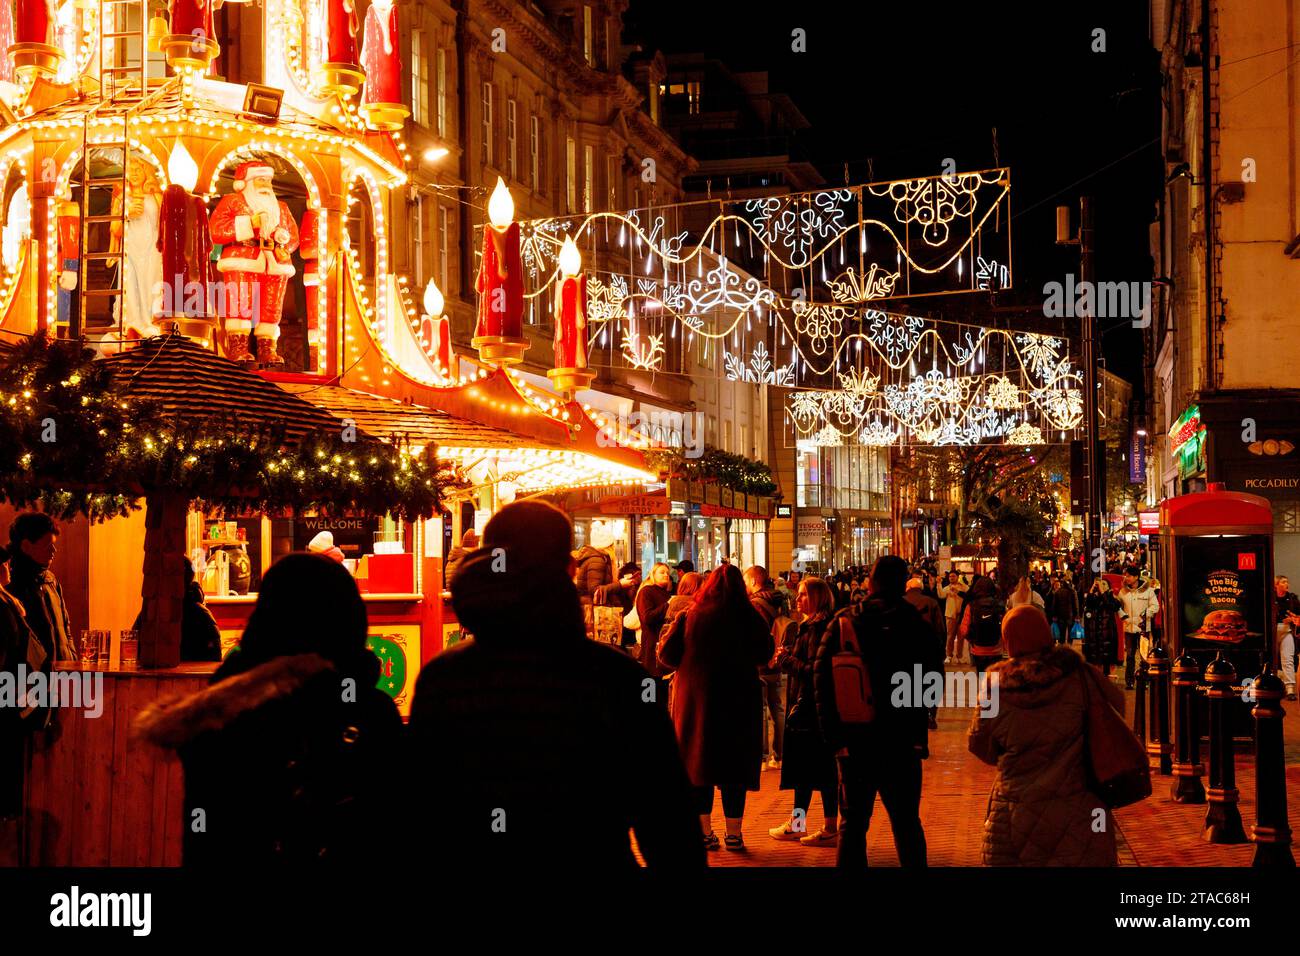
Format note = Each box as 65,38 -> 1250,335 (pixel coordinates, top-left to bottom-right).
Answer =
968,605 -> 1121,866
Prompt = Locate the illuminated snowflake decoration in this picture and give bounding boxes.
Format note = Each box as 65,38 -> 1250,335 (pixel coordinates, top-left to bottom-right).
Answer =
858,420 -> 899,446
837,366 -> 880,396
744,189 -> 851,268
586,274 -> 627,322
1007,422 -> 1045,445
868,172 -> 987,247
975,256 -> 1009,291
789,391 -> 823,430
683,257 -> 775,315
986,376 -> 1022,410
724,341 -> 797,386
827,264 -> 900,303
792,301 -> 850,357
811,425 -> 845,447
621,331 -> 664,371
1015,332 -> 1063,380
866,310 -> 926,366
1032,386 -> 1084,429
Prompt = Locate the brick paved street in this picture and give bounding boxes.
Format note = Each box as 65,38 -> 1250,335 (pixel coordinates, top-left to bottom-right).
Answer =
672,668 -> 1300,868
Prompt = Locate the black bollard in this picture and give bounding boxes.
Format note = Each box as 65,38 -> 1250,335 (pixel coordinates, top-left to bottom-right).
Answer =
1146,640 -> 1173,775
1170,653 -> 1206,803
1203,653 -> 1247,844
1133,647 -> 1148,745
1250,667 -> 1294,866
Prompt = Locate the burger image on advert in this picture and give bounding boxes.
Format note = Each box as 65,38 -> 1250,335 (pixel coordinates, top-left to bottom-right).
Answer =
1195,609 -> 1248,643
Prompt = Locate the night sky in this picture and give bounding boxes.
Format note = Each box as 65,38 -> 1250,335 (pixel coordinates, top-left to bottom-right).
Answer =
624,0 -> 1161,390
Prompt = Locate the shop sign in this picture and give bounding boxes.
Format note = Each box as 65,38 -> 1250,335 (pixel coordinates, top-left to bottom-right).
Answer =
701,503 -> 763,519
1138,510 -> 1160,533
796,518 -> 827,536
598,494 -> 670,515
1243,477 -> 1300,490
776,504 -> 793,518
1129,430 -> 1147,485
295,515 -> 372,556
1170,406 -> 1202,452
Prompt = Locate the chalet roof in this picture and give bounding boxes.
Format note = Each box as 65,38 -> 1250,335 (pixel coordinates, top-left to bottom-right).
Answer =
99,335 -> 350,444
276,382 -> 532,451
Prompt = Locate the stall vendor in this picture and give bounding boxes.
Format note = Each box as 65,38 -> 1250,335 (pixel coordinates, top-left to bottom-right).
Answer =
307,531 -> 346,563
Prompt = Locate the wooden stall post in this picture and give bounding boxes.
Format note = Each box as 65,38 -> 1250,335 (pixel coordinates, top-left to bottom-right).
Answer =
138,491 -> 186,668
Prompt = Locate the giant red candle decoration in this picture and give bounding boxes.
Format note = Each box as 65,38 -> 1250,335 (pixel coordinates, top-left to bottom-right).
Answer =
316,0 -> 363,96
422,278 -> 454,380
472,177 -> 528,366
157,141 -> 213,340
358,0 -> 407,129
8,0 -> 61,78
161,0 -> 217,70
547,235 -> 595,396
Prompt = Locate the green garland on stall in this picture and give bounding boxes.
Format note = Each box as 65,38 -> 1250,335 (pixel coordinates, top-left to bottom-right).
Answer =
0,335 -> 452,521
664,445 -> 779,497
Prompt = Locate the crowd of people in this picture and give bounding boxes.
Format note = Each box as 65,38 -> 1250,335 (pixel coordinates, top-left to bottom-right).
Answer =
5,503 -> 1288,870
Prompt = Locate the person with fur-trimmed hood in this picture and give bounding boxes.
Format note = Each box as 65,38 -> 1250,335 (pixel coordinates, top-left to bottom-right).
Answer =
133,553 -> 402,866
967,605 -> 1121,866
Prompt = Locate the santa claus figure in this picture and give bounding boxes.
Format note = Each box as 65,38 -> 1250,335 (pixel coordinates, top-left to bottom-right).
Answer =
209,162 -> 299,365
359,0 -> 407,128
299,207 -> 323,369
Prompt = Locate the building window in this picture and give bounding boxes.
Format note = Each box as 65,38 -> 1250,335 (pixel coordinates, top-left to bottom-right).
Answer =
697,332 -> 713,369
410,30 -> 428,126
435,48 -> 447,138
566,136 -> 576,213
603,17 -> 612,69
583,6 -> 593,65
411,194 -> 426,286
606,155 -> 617,209
723,420 -> 732,453
740,423 -> 749,459
687,80 -> 701,115
649,83 -> 659,124
583,144 -> 593,212
507,99 -> 518,181
481,82 -> 494,166
530,115 -> 541,192
438,204 -> 450,294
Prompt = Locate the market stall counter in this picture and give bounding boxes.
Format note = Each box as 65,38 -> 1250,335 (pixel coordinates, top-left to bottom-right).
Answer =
22,662 -> 219,867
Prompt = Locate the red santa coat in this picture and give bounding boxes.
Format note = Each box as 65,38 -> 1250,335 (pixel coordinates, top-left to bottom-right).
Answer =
209,191 -> 299,277
299,208 -> 321,285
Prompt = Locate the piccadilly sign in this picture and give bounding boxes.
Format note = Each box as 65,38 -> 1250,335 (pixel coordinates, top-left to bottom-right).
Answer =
598,494 -> 670,515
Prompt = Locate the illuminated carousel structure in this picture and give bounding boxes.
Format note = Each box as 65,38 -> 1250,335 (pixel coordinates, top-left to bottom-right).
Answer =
0,0 -> 419,367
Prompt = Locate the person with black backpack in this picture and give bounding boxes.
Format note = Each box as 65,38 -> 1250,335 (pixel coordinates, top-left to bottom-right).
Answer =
813,555 -> 939,869
957,576 -> 1005,676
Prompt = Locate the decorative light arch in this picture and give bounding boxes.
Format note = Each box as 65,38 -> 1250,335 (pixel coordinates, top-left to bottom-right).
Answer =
0,145 -> 33,321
